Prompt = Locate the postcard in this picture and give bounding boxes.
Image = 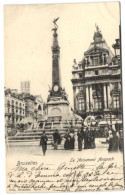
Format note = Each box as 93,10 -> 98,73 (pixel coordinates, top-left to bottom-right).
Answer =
4,2 -> 124,192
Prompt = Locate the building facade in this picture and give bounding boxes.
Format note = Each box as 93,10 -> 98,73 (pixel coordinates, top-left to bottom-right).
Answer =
19,93 -> 44,120
5,89 -> 26,128
5,88 -> 45,128
71,25 -> 122,128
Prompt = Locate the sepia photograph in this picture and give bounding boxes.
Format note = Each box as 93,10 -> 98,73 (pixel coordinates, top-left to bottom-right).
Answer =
4,1 -> 125,193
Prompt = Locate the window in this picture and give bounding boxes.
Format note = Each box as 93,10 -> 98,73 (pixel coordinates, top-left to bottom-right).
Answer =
78,98 -> 85,111
95,70 -> 98,75
98,100 -> 102,109
94,98 -> 102,110
20,103 -> 22,107
79,73 -> 83,78
113,95 -> 120,108
11,100 -> 14,105
114,83 -> 118,89
7,100 -> 10,106
94,58 -> 99,66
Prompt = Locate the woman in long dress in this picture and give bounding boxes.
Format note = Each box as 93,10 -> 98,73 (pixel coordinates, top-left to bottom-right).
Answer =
77,129 -> 83,151
69,129 -> 75,149
64,129 -> 71,150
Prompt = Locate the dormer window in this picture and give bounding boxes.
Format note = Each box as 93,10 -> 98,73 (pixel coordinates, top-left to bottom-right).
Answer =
94,57 -> 99,66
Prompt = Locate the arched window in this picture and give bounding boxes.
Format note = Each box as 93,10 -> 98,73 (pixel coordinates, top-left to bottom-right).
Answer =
38,105 -> 42,110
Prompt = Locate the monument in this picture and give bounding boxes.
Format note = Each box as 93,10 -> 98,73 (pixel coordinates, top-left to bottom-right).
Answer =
47,18 -> 73,121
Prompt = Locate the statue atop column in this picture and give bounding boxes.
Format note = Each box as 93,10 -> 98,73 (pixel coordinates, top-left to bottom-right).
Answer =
52,17 -> 60,30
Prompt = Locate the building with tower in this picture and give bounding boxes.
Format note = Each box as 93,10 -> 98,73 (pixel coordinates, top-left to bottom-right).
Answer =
21,81 -> 30,94
71,25 -> 122,129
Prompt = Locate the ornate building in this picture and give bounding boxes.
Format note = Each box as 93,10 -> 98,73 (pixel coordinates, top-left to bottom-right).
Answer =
71,25 -> 122,129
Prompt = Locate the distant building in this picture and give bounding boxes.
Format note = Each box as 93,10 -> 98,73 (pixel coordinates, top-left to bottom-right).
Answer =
21,93 -> 35,118
5,87 -> 45,129
5,89 -> 25,128
71,25 -> 122,129
21,81 -> 30,94
19,93 -> 44,120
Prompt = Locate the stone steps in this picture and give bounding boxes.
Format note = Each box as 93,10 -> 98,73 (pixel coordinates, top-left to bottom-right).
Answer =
7,124 -> 82,143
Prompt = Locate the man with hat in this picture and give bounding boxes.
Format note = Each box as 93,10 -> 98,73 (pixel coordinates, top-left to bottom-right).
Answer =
40,130 -> 48,156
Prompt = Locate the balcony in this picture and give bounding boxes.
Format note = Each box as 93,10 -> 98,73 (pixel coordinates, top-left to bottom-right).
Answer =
5,113 -> 12,116
85,63 -> 108,69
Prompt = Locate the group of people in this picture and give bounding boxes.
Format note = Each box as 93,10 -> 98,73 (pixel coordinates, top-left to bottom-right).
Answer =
39,125 -> 123,156
39,126 -> 96,155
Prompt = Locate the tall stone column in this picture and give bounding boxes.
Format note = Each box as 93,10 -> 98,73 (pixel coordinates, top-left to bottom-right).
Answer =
86,86 -> 89,111
103,84 -> 107,109
73,87 -> 76,110
90,85 -> 93,110
107,84 -> 111,108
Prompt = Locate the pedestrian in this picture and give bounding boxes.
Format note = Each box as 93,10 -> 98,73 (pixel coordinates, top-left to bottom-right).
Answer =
64,129 -> 71,150
40,130 -> 48,156
53,129 -> 61,150
77,129 -> 83,151
84,127 -> 90,149
108,130 -> 119,152
69,129 -> 75,149
89,129 -> 96,149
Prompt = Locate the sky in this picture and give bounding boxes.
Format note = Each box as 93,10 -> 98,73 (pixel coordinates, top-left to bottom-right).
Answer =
4,2 -> 120,107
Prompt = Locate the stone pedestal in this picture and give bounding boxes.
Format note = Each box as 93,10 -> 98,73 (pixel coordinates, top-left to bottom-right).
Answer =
47,96 -> 72,121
